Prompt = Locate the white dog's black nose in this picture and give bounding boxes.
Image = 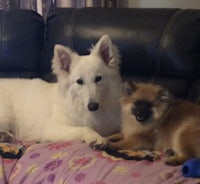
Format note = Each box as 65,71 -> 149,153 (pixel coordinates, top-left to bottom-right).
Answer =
88,102 -> 99,111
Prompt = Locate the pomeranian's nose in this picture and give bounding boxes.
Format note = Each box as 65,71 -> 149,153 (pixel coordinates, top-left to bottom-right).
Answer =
132,100 -> 152,122
87,102 -> 99,111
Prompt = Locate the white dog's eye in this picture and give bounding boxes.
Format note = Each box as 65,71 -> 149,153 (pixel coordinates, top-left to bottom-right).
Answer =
76,79 -> 84,85
95,76 -> 102,83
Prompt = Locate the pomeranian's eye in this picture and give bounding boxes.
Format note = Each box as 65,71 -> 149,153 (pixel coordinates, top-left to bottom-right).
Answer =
95,76 -> 102,83
76,79 -> 84,85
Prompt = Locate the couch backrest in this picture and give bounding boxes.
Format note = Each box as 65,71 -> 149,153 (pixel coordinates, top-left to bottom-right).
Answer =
0,10 -> 44,78
42,8 -> 200,101
0,8 -> 199,102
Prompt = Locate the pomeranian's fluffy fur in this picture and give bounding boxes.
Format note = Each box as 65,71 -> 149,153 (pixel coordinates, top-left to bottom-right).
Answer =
108,81 -> 200,165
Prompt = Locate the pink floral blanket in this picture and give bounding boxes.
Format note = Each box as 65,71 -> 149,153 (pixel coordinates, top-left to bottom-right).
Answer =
0,141 -> 200,184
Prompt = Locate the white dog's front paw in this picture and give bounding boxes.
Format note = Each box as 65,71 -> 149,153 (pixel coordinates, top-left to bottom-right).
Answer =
82,128 -> 107,149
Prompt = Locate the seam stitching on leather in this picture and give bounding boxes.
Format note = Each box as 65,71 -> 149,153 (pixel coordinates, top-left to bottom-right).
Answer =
0,11 -> 4,72
68,9 -> 77,50
156,9 -> 184,75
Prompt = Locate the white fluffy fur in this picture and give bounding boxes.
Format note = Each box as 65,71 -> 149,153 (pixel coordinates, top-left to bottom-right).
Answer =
0,35 -> 122,147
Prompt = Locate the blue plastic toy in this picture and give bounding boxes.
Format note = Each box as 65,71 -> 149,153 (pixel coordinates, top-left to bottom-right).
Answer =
182,158 -> 200,178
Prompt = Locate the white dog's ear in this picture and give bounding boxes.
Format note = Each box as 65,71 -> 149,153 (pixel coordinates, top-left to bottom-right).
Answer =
91,34 -> 115,65
52,44 -> 78,79
53,44 -> 72,72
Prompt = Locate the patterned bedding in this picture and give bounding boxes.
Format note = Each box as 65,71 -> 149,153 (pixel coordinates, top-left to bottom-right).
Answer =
0,141 -> 200,184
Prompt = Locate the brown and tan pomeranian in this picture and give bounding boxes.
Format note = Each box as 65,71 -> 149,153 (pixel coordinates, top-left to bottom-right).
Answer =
107,81 -> 200,166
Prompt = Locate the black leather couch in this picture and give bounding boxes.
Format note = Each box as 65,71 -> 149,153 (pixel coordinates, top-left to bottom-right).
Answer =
1,8 -> 200,103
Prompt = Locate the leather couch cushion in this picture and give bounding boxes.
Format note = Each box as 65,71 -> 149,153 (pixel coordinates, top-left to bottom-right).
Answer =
0,10 -> 45,78
42,8 -> 200,101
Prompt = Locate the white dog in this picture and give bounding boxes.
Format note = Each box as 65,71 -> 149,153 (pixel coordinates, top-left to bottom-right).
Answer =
0,35 -> 122,148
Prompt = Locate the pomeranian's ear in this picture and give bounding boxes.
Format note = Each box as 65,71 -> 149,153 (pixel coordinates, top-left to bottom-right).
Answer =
91,34 -> 115,65
52,44 -> 78,80
123,80 -> 137,96
158,88 -> 173,103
